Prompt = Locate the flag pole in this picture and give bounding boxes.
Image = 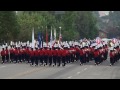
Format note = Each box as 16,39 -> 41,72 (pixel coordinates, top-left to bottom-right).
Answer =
32,27 -> 35,49
46,26 -> 48,47
59,26 -> 62,44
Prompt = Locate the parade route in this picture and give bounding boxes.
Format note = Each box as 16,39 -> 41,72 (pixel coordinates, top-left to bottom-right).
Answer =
0,59 -> 120,79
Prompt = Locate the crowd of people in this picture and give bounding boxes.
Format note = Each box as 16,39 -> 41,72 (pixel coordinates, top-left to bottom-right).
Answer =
0,39 -> 120,67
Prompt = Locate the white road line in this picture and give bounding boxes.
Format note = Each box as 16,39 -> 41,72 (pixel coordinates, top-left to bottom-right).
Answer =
0,66 -> 6,68
67,76 -> 72,79
84,68 -> 87,70
77,72 -> 81,74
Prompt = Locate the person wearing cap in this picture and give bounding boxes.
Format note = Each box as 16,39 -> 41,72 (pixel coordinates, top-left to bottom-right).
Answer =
14,47 -> 19,63
9,46 -> 14,63
61,47 -> 67,66
26,47 -> 30,63
52,47 -> 57,67
21,47 -> 24,62
69,46 -> 75,63
110,48 -> 115,66
74,45 -> 80,62
1,47 -> 5,64
39,48 -> 44,66
57,47 -> 62,66
5,47 -> 9,63
104,44 -> 108,60
84,46 -> 90,63
34,47 -> 39,66
79,47 -> 84,65
48,47 -> 53,66
94,47 -> 100,65
43,47 -> 49,66
30,48 -> 35,66
18,47 -> 22,63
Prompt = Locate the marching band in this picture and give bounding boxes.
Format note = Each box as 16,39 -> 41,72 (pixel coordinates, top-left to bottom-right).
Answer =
0,38 -> 120,67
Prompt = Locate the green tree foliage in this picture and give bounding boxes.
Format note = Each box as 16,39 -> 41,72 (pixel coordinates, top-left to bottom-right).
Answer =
0,11 -> 19,43
0,11 -> 99,42
75,11 -> 98,39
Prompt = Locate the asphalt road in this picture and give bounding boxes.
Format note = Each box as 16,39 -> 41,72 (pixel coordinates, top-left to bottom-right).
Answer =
0,58 -> 120,79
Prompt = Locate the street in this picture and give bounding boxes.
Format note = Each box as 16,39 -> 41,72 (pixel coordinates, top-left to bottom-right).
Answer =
0,58 -> 120,79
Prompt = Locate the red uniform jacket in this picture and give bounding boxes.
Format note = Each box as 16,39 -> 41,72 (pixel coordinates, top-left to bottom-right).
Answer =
34,50 -> 39,56
94,50 -> 99,57
79,49 -> 84,56
26,49 -> 30,55
10,48 -> 14,54
14,49 -> 18,55
1,50 -> 5,56
5,49 -> 9,55
61,50 -> 67,57
48,50 -> 53,57
52,50 -> 57,56
110,52 -> 114,58
39,50 -> 44,56
44,50 -> 48,56
30,50 -> 35,57
57,50 -> 62,57
75,48 -> 79,53
19,49 -> 22,55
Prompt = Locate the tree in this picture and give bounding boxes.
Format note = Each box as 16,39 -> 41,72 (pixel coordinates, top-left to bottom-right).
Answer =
17,11 -> 57,41
0,11 -> 19,43
75,11 -> 98,39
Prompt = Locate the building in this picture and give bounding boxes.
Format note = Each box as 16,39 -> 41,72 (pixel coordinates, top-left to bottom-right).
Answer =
99,30 -> 108,38
98,11 -> 109,17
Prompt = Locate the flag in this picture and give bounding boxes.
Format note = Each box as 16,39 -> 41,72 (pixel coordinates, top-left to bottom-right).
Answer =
32,28 -> 35,48
112,38 -> 117,44
46,27 -> 48,46
41,32 -> 43,48
54,28 -> 56,40
59,30 -> 62,43
50,27 -> 53,47
50,27 -> 53,42
96,37 -> 101,44
38,32 -> 41,48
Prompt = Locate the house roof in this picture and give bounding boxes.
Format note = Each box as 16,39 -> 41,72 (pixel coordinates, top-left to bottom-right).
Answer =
99,29 -> 108,34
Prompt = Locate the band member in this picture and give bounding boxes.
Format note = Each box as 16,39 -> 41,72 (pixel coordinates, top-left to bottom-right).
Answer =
52,47 -> 57,66
9,46 -> 14,62
14,47 -> 19,63
1,47 -> 5,64
30,48 -> 35,66
18,47 -> 22,63
34,47 -> 39,66
48,47 -> 53,66
5,47 -> 9,62
26,47 -> 30,63
94,47 -> 100,65
57,47 -> 62,66
79,47 -> 84,65
44,47 -> 48,66
110,48 -> 115,66
39,48 -> 44,65
61,47 -> 67,66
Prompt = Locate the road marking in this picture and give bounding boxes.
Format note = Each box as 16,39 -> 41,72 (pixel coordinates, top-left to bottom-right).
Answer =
0,66 -> 6,68
84,68 -> 87,70
77,72 -> 81,74
67,76 -> 72,79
